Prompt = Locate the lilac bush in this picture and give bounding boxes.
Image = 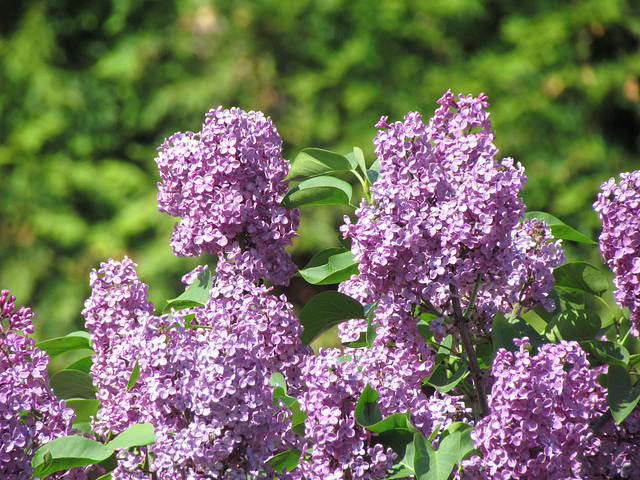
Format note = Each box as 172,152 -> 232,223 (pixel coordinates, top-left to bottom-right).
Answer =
11,92 -> 640,480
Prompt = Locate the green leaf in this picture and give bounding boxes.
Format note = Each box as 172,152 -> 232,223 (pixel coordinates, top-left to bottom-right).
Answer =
432,335 -> 454,368
32,436 -> 109,478
608,365 -> 640,424
511,317 -> 545,347
290,401 -> 307,437
491,313 -> 517,352
367,159 -> 380,185
413,431 -> 462,480
355,383 -> 383,427
127,358 -> 140,391
555,286 -> 586,305
580,340 -> 630,367
426,364 -> 469,393
282,176 -> 353,208
72,422 -> 93,434
298,291 -> 365,345
546,309 -> 601,342
66,399 -> 101,424
385,464 -> 416,479
66,355 -> 94,374
532,289 -> 561,322
298,247 -> 359,285
269,372 -> 287,392
354,386 -> 417,467
31,423 -> 154,479
475,341 -> 494,369
267,449 -> 302,473
524,211 -> 596,244
36,331 -> 93,359
553,262 -> 608,298
106,422 -> 155,450
438,423 -> 476,464
286,148 -> 356,182
270,373 -> 307,437
50,370 -> 97,400
163,267 -> 212,314
366,318 -> 379,349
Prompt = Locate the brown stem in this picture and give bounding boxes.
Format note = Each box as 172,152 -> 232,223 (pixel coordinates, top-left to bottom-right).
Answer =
450,284 -> 490,418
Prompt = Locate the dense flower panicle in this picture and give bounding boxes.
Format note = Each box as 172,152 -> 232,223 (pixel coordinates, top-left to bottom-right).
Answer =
294,349 -> 396,480
155,107 -> 300,285
82,257 -> 155,437
83,259 -> 307,478
0,290 -> 84,479
463,339 -> 607,479
137,313 -> 287,479
594,170 -> 640,336
341,92 -> 563,331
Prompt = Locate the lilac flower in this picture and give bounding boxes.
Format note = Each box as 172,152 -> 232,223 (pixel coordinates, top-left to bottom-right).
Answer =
293,349 -> 396,480
139,313 -> 288,479
83,258 -> 308,478
0,290 -> 84,479
341,297 -> 471,440
594,170 -> 640,336
341,92 -> 563,332
82,257 -> 155,437
463,339 -> 607,479
155,107 -> 300,285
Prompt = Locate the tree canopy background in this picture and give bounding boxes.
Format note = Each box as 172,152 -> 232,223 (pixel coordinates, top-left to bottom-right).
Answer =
1,0 -> 639,341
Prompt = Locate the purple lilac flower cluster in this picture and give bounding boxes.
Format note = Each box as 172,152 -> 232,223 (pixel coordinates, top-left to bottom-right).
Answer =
193,263 -> 312,392
593,170 -> 640,336
341,92 -> 563,328
294,349 -> 396,480
83,258 -> 308,479
462,339 -> 607,479
82,256 -> 155,438
0,290 -> 84,480
155,107 -> 300,285
136,311 -> 287,479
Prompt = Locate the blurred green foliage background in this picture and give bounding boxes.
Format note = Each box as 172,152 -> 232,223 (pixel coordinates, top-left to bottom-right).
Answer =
1,0 -> 640,341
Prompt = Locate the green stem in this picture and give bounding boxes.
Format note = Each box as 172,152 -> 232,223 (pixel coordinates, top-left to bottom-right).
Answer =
620,321 -> 632,346
463,276 -> 482,317
422,300 -> 448,321
351,169 -> 370,204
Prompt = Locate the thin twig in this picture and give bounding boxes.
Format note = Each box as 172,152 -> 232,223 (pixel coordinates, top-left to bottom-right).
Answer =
450,284 -> 490,418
